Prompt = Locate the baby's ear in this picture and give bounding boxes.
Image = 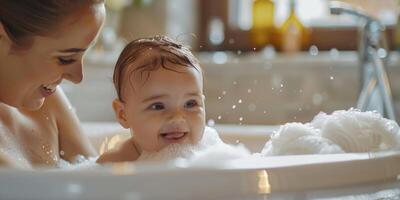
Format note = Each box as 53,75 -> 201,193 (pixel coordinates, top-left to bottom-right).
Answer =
112,99 -> 129,128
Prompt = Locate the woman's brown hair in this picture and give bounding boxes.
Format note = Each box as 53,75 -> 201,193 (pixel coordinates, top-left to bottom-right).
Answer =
0,0 -> 103,49
113,35 -> 201,102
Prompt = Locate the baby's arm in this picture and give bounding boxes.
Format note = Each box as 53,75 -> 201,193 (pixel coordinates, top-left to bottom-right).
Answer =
97,139 -> 140,164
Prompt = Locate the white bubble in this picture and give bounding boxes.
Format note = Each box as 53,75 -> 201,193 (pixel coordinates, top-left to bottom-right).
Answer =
207,119 -> 215,127
280,84 -> 284,88
228,38 -> 235,44
377,48 -> 387,58
239,117 -> 243,121
298,107 -> 302,111
235,140 -> 240,144
222,91 -> 227,95
238,99 -> 242,104
299,89 -> 303,93
218,96 -> 222,100
217,115 -> 222,120
232,105 -> 237,109
247,89 -> 252,93
212,52 -> 228,64
330,76 -> 334,80
60,150 -> 65,156
237,50 -> 242,55
309,45 -> 319,56
330,48 -> 339,59
233,81 -> 237,85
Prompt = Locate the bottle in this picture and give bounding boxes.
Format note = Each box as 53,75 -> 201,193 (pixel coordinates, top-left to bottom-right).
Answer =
250,0 -> 275,49
278,0 -> 309,53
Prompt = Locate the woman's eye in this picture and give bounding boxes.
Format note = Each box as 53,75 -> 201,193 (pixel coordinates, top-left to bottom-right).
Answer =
58,57 -> 76,65
149,103 -> 165,110
185,99 -> 199,108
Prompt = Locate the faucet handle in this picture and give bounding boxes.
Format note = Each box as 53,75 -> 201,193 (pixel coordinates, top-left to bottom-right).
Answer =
329,1 -> 382,27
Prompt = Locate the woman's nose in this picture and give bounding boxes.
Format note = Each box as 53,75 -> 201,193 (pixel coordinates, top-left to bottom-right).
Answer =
63,62 -> 83,84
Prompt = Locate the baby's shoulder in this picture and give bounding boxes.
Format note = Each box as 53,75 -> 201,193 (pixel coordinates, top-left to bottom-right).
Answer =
97,139 -> 139,164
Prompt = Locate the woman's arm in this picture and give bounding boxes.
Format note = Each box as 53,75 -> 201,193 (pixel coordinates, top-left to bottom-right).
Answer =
47,88 -> 97,162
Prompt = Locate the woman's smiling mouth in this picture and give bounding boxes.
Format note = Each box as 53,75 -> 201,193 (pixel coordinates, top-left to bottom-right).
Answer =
40,82 -> 59,97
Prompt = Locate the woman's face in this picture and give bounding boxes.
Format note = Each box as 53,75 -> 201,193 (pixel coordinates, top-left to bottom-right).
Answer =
0,4 -> 105,110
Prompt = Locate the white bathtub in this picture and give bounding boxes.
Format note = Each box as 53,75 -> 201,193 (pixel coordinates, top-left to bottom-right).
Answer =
1,123 -> 400,200
4,51 -> 399,199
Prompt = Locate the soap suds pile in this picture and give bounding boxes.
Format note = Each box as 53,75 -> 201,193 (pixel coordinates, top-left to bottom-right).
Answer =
261,109 -> 400,156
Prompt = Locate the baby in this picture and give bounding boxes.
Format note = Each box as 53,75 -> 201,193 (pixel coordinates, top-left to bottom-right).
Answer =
97,36 -> 206,163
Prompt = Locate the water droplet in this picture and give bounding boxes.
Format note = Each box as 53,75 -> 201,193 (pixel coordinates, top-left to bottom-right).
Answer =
247,89 -> 252,93
207,119 -> 215,127
238,99 -> 242,104
309,45 -> 319,56
280,84 -> 284,88
232,105 -> 236,109
330,76 -> 334,80
218,96 -> 222,100
217,115 -> 222,120
239,117 -> 243,121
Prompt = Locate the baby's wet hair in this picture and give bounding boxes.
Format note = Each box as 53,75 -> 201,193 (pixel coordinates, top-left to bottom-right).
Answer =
113,35 -> 201,102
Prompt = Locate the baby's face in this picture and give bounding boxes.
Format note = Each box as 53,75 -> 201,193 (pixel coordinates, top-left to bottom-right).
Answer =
116,63 -> 205,153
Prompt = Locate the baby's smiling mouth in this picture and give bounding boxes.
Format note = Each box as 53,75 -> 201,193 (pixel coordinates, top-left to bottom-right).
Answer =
160,132 -> 188,142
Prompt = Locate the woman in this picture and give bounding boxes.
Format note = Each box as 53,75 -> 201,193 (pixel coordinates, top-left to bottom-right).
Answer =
0,0 -> 106,168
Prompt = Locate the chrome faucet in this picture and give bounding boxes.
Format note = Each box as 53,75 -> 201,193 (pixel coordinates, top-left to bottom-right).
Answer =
329,1 -> 397,121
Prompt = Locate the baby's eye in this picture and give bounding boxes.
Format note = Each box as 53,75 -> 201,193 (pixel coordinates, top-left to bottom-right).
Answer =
149,102 -> 165,110
185,99 -> 199,108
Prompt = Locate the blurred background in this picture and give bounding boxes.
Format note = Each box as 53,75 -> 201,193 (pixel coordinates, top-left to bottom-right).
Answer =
62,0 -> 400,125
